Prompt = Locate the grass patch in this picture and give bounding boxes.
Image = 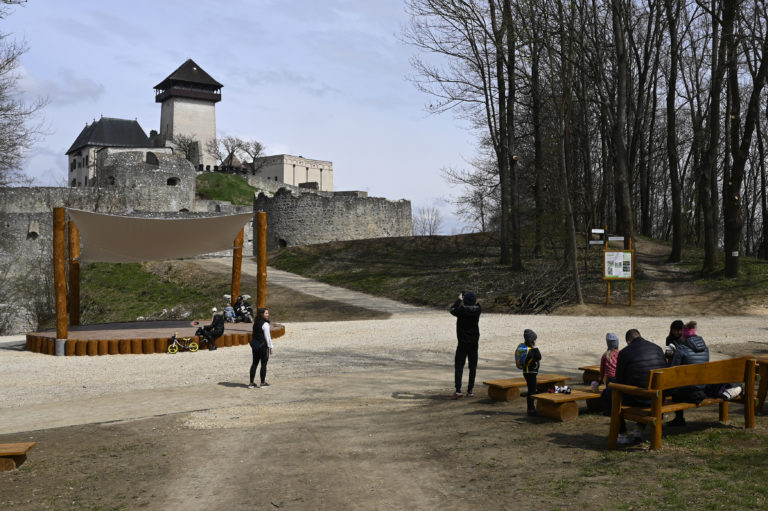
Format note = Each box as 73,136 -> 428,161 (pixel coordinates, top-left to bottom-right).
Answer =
77,261 -> 227,325
196,172 -> 261,205
268,233 -> 639,312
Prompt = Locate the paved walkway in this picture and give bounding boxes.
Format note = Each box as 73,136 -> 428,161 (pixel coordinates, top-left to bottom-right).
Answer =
201,257 -> 432,315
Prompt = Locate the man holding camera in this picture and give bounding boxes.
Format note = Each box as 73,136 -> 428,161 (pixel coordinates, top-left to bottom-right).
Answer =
449,291 -> 482,399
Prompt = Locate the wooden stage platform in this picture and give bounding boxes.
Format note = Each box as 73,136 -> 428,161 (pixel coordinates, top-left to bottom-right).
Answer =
25,320 -> 285,356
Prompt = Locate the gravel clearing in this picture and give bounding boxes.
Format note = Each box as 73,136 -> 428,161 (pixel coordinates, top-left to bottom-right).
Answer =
2,312 -> 766,410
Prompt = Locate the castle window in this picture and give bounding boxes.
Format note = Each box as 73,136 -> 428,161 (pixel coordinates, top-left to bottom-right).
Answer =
146,152 -> 159,166
71,178 -> 76,186
85,155 -> 89,166
167,177 -> 180,186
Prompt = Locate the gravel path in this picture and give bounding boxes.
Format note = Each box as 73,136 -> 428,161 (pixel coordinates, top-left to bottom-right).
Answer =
1,311 -> 766,433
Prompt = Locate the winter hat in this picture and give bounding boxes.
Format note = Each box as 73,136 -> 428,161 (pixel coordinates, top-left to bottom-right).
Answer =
463,291 -> 476,305
682,320 -> 697,339
670,320 -> 684,330
523,329 -> 537,345
606,332 -> 619,350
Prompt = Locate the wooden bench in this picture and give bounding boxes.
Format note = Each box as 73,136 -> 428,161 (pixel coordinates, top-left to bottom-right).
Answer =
531,389 -> 603,421
578,365 -> 601,384
0,442 -> 36,471
483,374 -> 570,402
607,356 -> 757,451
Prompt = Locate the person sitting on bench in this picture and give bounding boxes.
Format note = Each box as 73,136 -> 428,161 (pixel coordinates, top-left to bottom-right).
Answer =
615,329 -> 667,444
666,320 -> 709,427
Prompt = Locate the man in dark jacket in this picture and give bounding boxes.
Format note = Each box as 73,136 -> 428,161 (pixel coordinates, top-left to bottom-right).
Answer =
666,320 -> 710,427
614,329 -> 666,443
449,291 -> 481,399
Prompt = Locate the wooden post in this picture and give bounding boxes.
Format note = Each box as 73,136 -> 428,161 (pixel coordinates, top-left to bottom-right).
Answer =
628,238 -> 633,306
68,220 -> 80,326
256,212 -> 267,309
231,228 -> 244,304
606,280 -> 611,305
53,208 -> 68,352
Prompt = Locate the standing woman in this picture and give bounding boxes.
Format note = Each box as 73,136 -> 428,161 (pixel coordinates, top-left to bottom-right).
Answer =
248,308 -> 274,388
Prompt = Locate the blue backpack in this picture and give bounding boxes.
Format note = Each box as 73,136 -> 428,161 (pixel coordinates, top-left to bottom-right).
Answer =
515,343 -> 530,370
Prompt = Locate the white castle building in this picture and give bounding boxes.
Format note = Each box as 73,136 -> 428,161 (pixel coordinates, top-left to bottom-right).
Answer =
66,59 -> 333,191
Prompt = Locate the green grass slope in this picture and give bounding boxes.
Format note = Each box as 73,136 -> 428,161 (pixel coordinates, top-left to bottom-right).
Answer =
196,173 -> 261,205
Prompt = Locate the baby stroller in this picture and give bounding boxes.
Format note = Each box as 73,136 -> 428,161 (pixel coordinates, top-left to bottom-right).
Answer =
195,309 -> 225,351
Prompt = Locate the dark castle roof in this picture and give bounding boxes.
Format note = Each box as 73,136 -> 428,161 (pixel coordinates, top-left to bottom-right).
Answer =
66,117 -> 150,155
154,59 -> 222,90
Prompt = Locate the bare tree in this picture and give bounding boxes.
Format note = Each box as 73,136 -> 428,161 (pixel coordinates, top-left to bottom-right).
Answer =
168,133 -> 199,164
207,136 -> 266,173
0,1 -> 45,186
240,139 -> 266,174
413,206 -> 443,236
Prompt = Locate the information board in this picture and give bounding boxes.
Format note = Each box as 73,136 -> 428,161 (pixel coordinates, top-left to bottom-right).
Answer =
604,250 -> 633,280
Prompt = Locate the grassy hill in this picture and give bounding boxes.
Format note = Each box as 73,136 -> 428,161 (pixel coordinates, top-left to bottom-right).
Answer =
196,173 -> 261,205
66,232 -> 768,329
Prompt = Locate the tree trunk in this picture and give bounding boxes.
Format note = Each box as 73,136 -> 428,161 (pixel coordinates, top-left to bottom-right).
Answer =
489,0 -> 511,265
611,0 -> 634,249
724,1 -> 768,276
504,0 -> 522,270
700,1 -> 727,274
664,0 -> 683,262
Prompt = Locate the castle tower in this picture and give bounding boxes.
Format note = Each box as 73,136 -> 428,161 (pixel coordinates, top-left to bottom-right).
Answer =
155,59 -> 222,169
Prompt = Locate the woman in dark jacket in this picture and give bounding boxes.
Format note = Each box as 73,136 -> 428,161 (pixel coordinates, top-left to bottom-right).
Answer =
667,321 -> 709,427
248,308 -> 274,389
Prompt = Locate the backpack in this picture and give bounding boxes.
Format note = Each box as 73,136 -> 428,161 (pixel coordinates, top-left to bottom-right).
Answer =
515,343 -> 530,370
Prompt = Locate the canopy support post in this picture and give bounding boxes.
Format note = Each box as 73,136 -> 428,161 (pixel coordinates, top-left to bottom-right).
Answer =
68,220 -> 80,326
231,228 -> 244,304
53,207 -> 68,354
256,212 -> 267,309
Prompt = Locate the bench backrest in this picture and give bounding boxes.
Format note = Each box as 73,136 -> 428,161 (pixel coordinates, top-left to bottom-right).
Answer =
648,356 -> 755,390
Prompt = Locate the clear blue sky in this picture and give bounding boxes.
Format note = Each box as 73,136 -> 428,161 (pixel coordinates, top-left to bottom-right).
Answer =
7,0 -> 477,233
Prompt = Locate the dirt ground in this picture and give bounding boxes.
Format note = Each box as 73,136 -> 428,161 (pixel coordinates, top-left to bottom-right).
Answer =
2,242 -> 768,510
1,354 -> 764,511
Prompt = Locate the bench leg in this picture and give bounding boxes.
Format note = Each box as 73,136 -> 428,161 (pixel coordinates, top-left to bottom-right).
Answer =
719,401 -> 729,423
607,391 -> 622,449
0,454 -> 26,471
536,400 -> 579,421
488,386 -> 520,402
649,419 -> 663,451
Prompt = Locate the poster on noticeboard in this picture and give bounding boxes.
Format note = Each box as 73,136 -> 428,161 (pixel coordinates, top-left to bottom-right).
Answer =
604,250 -> 633,280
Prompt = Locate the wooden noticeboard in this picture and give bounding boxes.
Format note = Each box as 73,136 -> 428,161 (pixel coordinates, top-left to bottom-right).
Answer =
603,250 -> 634,280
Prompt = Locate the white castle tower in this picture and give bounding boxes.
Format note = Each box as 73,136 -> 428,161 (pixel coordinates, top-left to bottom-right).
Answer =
155,59 -> 221,169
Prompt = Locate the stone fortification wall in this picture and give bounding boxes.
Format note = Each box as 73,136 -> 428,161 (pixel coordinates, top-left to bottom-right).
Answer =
253,188 -> 412,252
96,150 -> 196,212
0,185 -> 253,268
245,175 -> 332,197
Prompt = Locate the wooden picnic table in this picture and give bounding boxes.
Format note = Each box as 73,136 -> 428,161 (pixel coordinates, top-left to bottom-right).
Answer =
531,389 -> 603,421
578,365 -> 601,384
482,374 -> 570,402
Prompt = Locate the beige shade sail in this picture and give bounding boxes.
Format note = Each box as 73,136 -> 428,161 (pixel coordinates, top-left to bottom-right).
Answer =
68,209 -> 253,263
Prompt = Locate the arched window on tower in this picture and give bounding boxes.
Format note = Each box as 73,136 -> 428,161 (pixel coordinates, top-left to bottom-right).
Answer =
167,177 -> 180,186
146,152 -> 160,166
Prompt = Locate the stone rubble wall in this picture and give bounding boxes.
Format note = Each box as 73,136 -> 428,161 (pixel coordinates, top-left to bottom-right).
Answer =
254,188 -> 413,252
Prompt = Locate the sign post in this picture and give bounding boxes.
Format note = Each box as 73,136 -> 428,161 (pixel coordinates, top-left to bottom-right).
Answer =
603,236 -> 634,305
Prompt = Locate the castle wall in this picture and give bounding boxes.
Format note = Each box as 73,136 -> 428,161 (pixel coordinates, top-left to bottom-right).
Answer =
159,97 -> 216,169
253,188 -> 412,252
